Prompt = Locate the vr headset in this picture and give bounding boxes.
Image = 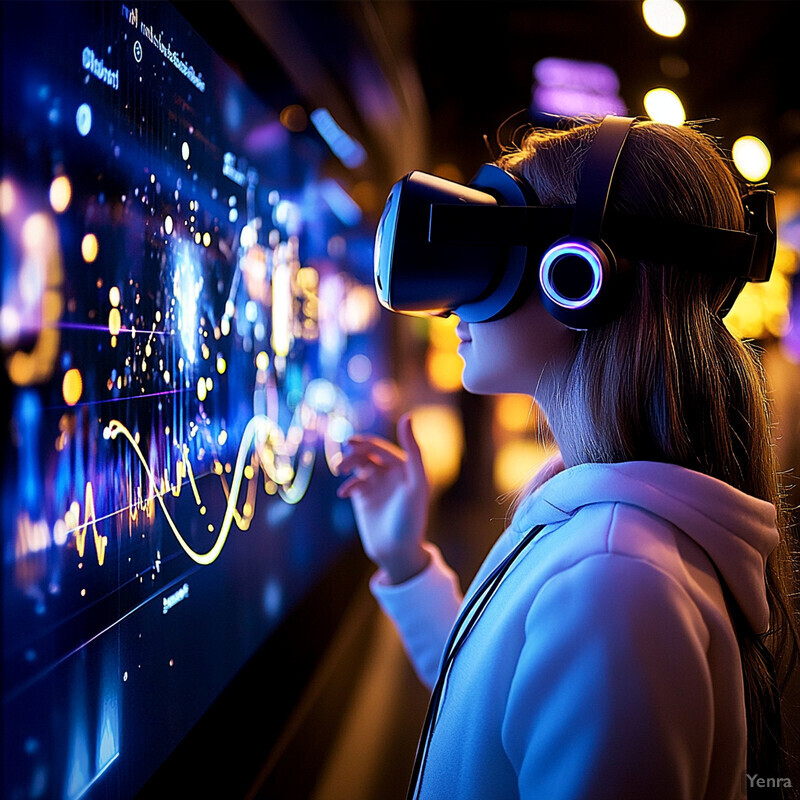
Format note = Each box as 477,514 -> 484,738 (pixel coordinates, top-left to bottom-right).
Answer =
373,115 -> 776,329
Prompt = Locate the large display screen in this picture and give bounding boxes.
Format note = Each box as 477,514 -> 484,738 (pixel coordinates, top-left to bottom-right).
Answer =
1,3 -> 385,798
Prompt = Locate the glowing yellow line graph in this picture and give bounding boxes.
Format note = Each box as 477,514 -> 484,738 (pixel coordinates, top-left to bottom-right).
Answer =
104,389 -> 351,566
108,415 -> 273,566
74,482 -> 108,566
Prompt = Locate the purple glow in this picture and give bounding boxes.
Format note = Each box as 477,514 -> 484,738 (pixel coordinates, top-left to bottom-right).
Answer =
243,120 -> 289,152
532,57 -> 626,117
533,86 -> 627,117
534,57 -> 620,94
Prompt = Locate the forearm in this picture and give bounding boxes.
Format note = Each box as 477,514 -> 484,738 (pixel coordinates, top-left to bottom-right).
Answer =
371,543 -> 463,689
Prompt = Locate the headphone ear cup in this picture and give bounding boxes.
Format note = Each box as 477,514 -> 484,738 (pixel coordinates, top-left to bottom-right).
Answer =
538,237 -> 616,328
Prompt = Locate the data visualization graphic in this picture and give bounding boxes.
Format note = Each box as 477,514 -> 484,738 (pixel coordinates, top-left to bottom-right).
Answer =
1,3 -> 386,798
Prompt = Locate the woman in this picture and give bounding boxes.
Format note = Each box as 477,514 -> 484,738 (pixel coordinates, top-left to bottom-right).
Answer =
337,118 -> 798,799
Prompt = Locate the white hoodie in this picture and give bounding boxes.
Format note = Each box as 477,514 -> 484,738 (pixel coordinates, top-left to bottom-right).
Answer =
371,461 -> 778,800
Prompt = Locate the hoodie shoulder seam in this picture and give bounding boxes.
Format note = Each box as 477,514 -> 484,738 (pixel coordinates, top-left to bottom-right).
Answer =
529,550 -> 710,642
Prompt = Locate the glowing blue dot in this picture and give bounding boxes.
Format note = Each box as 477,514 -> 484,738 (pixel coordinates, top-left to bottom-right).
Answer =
228,208 -> 238,223
263,578 -> 283,618
76,103 -> 92,137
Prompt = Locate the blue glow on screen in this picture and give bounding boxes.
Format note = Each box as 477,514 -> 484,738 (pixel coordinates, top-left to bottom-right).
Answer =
1,3 -> 386,798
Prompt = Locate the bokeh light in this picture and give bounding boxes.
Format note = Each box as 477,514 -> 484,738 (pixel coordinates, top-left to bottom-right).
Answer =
642,0 -> 686,37
81,233 -> 99,263
643,87 -> 686,126
409,404 -> 464,491
62,368 -> 83,406
49,176 -> 72,214
732,135 -> 771,182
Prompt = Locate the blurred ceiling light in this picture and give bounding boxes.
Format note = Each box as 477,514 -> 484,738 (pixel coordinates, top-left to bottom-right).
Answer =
732,135 -> 771,181
642,0 -> 686,37
643,87 -> 686,126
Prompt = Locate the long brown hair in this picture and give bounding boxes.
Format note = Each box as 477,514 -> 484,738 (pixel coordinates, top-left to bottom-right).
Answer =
498,119 -> 799,794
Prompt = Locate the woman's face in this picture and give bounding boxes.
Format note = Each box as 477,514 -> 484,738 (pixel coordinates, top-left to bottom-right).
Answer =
455,291 -> 573,403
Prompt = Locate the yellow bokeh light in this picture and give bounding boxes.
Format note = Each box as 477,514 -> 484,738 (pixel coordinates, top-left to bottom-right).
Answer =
732,136 -> 771,182
197,376 -> 207,402
428,314 -> 459,348
109,286 -> 121,307
494,439 -> 556,495
643,88 -> 686,126
426,315 -> 463,392
62,368 -> 83,406
723,243 -> 797,340
255,351 -> 269,371
426,349 -> 464,393
408,404 -> 464,491
81,233 -> 99,263
49,175 -> 72,214
108,307 -> 122,336
642,0 -> 686,37
494,394 -> 535,434
297,266 -> 319,293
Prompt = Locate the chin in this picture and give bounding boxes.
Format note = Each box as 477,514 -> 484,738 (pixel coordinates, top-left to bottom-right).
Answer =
460,368 -> 507,396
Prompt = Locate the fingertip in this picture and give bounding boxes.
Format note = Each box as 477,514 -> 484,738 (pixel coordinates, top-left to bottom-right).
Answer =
397,412 -> 414,439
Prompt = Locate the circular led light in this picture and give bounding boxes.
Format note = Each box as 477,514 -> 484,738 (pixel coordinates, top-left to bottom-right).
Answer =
539,241 -> 603,309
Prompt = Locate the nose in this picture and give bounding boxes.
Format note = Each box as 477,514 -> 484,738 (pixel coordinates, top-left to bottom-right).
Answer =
455,321 -> 471,342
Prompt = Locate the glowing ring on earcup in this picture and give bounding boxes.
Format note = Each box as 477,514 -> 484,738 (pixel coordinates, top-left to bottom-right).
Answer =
539,240 -> 605,309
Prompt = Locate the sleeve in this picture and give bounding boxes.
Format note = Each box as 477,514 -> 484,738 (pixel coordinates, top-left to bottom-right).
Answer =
501,554 -> 714,800
370,542 -> 463,689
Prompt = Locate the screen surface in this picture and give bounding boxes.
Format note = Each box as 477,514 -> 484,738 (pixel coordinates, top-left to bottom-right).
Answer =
1,3 -> 383,798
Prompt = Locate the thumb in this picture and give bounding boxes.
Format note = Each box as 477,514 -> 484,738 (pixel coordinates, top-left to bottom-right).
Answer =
397,412 -> 426,479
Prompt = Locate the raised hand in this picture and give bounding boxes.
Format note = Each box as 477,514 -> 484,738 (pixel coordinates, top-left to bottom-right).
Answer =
336,413 -> 431,584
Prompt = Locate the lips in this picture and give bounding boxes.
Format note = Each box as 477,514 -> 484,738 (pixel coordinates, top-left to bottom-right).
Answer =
455,322 -> 471,343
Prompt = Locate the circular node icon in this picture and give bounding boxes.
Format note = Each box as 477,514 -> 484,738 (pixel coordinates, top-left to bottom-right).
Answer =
75,103 -> 92,137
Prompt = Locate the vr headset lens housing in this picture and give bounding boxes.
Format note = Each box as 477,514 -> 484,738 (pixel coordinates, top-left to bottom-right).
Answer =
374,171 -> 508,319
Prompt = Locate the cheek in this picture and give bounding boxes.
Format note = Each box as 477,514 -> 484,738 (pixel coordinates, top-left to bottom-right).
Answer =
461,322 -> 533,394
462,297 -> 573,395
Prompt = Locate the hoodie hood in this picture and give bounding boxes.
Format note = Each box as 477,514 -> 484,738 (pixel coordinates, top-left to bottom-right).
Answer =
511,461 -> 779,633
